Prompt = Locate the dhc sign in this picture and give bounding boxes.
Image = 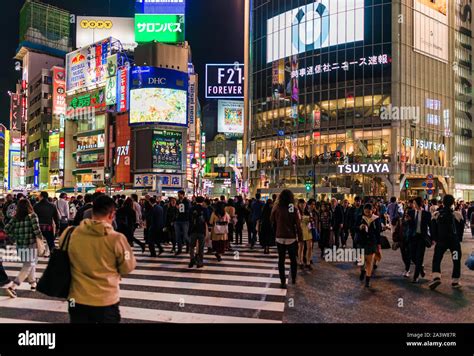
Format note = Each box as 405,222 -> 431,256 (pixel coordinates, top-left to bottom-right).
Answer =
266,0 -> 365,63
338,163 -> 390,174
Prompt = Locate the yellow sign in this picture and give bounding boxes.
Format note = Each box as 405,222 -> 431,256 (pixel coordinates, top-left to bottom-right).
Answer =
80,20 -> 113,29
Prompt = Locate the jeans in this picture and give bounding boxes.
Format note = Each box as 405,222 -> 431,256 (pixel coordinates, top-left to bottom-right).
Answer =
432,240 -> 462,281
43,230 -> 56,253
0,262 -> 9,285
235,222 -> 244,245
189,233 -> 205,265
69,302 -> 121,324
400,241 -> 411,272
174,221 -> 189,252
333,226 -> 342,248
341,228 -> 350,247
249,221 -> 257,246
409,235 -> 426,280
276,241 -> 298,285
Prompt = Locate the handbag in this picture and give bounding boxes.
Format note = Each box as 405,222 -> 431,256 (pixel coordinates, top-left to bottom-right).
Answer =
379,234 -> 391,249
37,227 -> 76,299
36,236 -> 46,257
214,218 -> 228,235
423,234 -> 433,248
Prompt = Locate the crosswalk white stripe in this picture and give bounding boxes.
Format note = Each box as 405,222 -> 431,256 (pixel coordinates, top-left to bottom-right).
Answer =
0,317 -> 45,324
0,298 -> 281,324
13,284 -> 284,312
3,263 -> 281,284
133,256 -> 285,268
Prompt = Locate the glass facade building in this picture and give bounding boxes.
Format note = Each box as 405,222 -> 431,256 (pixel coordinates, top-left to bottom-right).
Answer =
248,0 -> 463,199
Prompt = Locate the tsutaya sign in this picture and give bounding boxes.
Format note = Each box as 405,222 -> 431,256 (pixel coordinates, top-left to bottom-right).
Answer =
338,163 -> 390,174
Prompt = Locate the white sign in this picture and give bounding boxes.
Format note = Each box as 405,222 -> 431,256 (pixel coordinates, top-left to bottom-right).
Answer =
218,100 -> 244,135
188,74 -> 196,142
415,139 -> 446,151
76,17 -> 137,51
337,163 -> 390,174
413,0 -> 448,62
267,0 -> 365,63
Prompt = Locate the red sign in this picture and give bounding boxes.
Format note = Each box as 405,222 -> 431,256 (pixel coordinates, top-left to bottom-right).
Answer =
59,137 -> 65,149
52,67 -> 66,117
118,67 -> 129,113
115,113 -> 131,184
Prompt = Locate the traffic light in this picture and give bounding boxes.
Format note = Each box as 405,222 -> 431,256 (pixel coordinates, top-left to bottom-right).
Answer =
405,180 -> 410,189
305,182 -> 312,192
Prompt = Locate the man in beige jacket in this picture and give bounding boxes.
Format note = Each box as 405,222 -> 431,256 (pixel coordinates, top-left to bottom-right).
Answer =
60,195 -> 136,323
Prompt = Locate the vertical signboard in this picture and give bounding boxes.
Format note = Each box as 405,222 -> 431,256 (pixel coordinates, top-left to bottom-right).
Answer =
117,66 -> 129,112
115,113 -> 132,184
52,67 -> 66,117
106,54 -> 118,106
33,159 -> 40,189
10,93 -> 24,132
188,74 -> 196,142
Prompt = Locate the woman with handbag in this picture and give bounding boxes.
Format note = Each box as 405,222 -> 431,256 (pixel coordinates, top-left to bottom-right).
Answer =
209,202 -> 230,262
297,199 -> 314,270
4,199 -> 44,298
270,190 -> 302,289
356,203 -> 383,288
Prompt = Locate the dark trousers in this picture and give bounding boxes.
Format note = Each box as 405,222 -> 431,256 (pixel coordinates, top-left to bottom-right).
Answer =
319,228 -> 331,255
69,303 -> 121,324
148,229 -> 163,257
409,235 -> 426,280
432,240 -> 462,280
43,230 -> 56,253
333,226 -> 341,248
59,221 -> 69,236
228,223 -> 234,243
341,228 -> 349,247
249,221 -> 257,246
400,242 -> 411,272
235,222 -> 243,245
0,262 -> 9,285
190,233 -> 205,264
276,241 -> 298,285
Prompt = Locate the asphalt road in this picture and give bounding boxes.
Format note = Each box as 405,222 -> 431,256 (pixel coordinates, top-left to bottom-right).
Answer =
284,230 -> 474,323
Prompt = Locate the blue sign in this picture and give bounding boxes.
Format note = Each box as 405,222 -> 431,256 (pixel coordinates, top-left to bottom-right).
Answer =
34,159 -> 40,189
135,0 -> 186,15
131,66 -> 188,91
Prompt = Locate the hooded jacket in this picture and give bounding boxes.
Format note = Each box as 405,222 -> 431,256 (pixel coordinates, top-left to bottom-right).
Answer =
59,219 -> 136,307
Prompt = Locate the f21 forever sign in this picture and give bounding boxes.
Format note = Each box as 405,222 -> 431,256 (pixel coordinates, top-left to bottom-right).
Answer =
206,63 -> 244,99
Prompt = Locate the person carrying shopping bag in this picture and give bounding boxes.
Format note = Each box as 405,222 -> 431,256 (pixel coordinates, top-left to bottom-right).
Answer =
4,199 -> 45,298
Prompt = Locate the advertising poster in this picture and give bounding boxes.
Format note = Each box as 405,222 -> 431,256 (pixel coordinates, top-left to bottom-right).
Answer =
414,0 -> 448,62
135,14 -> 185,43
218,100 -> 244,135
266,0 -> 365,63
117,66 -> 130,112
106,54 -> 118,106
49,133 -> 60,170
52,67 -> 66,117
152,130 -> 183,170
188,74 -> 196,141
66,39 -> 111,93
76,17 -> 137,51
115,113 -> 132,184
206,63 -> 244,99
77,134 -> 106,151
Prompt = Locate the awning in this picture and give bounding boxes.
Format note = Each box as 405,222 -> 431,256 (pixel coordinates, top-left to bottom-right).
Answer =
56,186 -> 96,194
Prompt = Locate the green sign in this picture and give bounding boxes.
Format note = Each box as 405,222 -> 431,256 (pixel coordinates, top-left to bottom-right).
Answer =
106,55 -> 117,106
135,14 -> 185,43
69,89 -> 105,109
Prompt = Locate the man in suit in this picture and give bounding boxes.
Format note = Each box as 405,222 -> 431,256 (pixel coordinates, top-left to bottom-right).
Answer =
331,198 -> 344,248
407,196 -> 432,283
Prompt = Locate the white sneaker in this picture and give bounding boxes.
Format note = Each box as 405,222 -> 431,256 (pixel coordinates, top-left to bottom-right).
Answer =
403,271 -> 410,278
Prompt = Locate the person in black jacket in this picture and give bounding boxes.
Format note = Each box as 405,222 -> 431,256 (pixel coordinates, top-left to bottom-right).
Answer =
33,191 -> 60,254
331,198 -> 344,248
148,197 -> 165,257
73,194 -> 93,226
165,198 -> 179,253
341,199 -> 351,248
116,198 -> 145,253
407,197 -> 431,283
429,195 -> 462,290
356,203 -> 382,288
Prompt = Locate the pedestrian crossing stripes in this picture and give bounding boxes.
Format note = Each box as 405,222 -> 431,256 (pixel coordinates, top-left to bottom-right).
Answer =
0,231 -> 289,324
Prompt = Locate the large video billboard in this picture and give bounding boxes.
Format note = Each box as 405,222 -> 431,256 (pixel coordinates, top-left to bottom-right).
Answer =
130,66 -> 188,126
266,0 -> 365,63
218,100 -> 244,135
76,17 -> 137,51
414,0 -> 448,62
152,130 -> 183,170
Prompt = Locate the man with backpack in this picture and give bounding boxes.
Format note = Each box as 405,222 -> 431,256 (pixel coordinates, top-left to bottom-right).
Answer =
429,195 -> 462,290
188,196 -> 208,268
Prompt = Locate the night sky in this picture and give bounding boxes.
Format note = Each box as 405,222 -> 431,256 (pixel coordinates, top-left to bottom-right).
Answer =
0,0 -> 244,126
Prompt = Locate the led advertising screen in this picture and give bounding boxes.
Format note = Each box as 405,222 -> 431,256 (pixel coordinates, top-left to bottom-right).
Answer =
414,0 -> 448,62
76,17 -> 137,51
152,130 -> 183,170
135,14 -> 185,43
135,0 -> 186,14
218,100 -> 244,135
266,0 -> 365,63
130,88 -> 187,126
130,66 -> 188,126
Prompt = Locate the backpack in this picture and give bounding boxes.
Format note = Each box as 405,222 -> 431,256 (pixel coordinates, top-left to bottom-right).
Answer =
432,209 -> 457,243
190,207 -> 206,234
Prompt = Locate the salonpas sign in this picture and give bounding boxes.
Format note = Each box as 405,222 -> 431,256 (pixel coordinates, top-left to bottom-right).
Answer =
338,164 -> 390,174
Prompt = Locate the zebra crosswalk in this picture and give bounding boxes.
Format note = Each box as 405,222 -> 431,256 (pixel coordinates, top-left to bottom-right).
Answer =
0,231 -> 288,323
